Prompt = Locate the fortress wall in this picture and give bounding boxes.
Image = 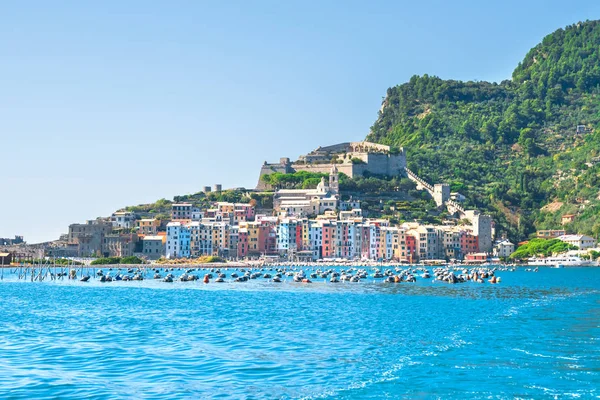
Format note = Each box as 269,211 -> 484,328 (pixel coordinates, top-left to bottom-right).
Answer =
292,163 -> 355,177
389,152 -> 407,174
365,153 -> 395,176
347,153 -> 369,163
350,163 -> 368,177
256,163 -> 293,190
349,142 -> 390,152
317,142 -> 351,153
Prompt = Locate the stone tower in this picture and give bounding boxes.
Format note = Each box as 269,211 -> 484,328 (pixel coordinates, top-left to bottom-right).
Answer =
329,164 -> 339,195
473,214 -> 493,253
433,183 -> 450,207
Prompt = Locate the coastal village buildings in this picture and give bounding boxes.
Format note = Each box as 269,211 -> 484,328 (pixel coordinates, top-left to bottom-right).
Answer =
58,190 -> 497,262
62,205 -> 496,262
103,233 -> 139,257
466,211 -> 493,253
111,211 -> 136,229
166,222 -> 191,258
142,235 -> 166,260
557,234 -> 597,250
242,220 -> 277,256
407,225 -> 441,261
68,219 -> 112,257
188,222 -> 213,257
537,230 -> 566,238
494,239 -> 515,258
460,231 -> 479,257
172,203 -> 193,220
137,218 -> 160,235
191,207 -> 204,221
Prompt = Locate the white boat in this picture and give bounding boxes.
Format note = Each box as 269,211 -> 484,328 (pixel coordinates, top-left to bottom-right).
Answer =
527,255 -> 593,267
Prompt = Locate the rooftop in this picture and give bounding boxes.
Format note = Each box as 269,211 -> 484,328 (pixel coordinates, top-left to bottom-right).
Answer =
558,234 -> 595,241
143,236 -> 164,241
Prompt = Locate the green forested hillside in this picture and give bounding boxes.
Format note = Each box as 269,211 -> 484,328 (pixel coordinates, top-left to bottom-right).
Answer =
367,20 -> 600,241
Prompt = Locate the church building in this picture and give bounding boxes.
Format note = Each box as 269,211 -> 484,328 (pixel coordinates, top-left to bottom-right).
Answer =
273,165 -> 340,217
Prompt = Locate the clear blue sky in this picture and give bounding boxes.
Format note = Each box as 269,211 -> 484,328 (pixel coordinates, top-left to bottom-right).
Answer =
1,0 -> 598,243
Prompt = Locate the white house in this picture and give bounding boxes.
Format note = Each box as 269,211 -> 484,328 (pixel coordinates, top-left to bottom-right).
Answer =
111,211 -> 136,229
494,239 -> 515,258
557,234 -> 597,250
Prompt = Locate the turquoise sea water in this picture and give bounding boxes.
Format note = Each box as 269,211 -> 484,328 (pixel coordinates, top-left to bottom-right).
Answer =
0,267 -> 599,399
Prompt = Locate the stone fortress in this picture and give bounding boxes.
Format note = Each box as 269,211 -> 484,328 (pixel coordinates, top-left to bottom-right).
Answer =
256,141 -> 406,190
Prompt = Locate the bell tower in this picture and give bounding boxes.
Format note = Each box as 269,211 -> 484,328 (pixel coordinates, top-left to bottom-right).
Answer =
329,164 -> 339,194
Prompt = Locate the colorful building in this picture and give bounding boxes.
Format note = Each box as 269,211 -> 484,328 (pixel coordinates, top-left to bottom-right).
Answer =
172,203 -> 192,220
166,221 -> 191,258
137,218 -> 160,235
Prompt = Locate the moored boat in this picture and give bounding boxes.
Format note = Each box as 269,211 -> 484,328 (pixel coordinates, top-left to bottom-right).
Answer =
528,255 -> 594,267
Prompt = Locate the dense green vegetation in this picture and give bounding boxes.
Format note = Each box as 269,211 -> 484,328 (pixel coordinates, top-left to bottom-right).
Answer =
90,256 -> 146,265
367,20 -> 600,242
261,171 -> 330,189
125,198 -> 172,215
261,170 -> 419,194
510,239 -> 577,259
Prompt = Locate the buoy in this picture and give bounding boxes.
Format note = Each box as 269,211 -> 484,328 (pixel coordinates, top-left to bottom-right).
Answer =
203,275 -> 210,284
302,278 -> 312,283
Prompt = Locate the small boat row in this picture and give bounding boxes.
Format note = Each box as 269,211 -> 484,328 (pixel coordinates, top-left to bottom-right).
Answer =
432,267 -> 500,284
76,266 -> 502,285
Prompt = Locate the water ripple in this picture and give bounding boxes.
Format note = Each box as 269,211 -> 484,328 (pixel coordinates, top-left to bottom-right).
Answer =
0,267 -> 598,399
